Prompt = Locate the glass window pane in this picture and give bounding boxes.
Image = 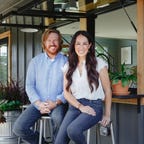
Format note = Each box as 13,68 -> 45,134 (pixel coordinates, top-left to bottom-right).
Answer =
0,38 -> 8,84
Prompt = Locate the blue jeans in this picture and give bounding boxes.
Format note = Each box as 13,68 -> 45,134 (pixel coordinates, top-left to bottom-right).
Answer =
13,104 -> 67,144
54,98 -> 103,144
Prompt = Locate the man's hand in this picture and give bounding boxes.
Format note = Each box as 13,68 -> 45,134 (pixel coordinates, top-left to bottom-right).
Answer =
46,100 -> 57,110
35,101 -> 51,114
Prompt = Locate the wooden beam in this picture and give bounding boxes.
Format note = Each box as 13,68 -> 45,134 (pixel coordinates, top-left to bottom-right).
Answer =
79,0 -> 95,39
78,0 -> 118,12
137,0 -> 144,104
79,18 -> 87,30
78,0 -> 95,11
42,1 -> 55,26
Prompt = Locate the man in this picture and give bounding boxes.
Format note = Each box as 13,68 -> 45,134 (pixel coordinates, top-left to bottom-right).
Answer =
13,29 -> 68,144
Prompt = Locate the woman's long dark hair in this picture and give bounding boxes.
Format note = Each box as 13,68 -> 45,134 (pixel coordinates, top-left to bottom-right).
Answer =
66,30 -> 99,92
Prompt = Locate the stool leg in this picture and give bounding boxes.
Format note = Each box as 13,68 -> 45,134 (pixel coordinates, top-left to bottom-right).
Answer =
34,120 -> 39,132
17,137 -> 21,144
39,119 -> 43,144
110,123 -> 115,144
96,124 -> 101,144
87,125 -> 102,144
48,118 -> 53,142
43,119 -> 46,139
87,129 -> 90,144
44,118 -> 52,142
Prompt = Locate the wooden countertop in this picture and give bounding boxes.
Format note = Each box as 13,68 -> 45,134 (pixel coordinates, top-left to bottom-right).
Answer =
112,94 -> 143,105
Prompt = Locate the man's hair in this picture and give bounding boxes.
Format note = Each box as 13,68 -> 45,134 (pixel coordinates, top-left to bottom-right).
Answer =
41,29 -> 63,52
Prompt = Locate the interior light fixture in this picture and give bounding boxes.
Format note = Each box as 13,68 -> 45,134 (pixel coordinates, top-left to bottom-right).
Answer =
20,28 -> 38,33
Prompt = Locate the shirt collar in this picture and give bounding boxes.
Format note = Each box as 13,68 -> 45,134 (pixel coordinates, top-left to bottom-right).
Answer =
44,52 -> 61,61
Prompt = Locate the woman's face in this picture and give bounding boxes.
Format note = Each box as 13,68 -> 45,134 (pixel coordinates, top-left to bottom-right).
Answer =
74,34 -> 91,58
44,32 -> 60,58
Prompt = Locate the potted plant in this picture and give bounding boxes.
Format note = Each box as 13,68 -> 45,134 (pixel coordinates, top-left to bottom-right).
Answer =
0,79 -> 29,114
109,63 -> 137,95
0,79 -> 29,143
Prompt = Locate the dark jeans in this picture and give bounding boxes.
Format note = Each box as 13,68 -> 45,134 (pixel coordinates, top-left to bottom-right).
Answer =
55,98 -> 103,144
13,103 -> 68,144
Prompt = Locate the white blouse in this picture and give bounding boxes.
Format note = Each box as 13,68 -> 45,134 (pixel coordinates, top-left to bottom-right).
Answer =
63,58 -> 108,100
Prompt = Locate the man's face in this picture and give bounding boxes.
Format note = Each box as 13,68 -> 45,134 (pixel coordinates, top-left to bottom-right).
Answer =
44,32 -> 60,58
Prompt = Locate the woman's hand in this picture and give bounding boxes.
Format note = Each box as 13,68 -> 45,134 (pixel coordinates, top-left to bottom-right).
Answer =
79,105 -> 96,116
100,115 -> 111,127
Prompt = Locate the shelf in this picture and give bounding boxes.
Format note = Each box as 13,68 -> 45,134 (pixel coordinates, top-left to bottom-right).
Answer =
112,94 -> 144,113
113,94 -> 144,99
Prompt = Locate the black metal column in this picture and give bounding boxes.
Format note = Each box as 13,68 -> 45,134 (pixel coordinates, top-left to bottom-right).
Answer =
86,14 -> 96,41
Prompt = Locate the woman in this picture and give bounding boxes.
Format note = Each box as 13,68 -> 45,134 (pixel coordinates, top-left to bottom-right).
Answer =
55,30 -> 112,144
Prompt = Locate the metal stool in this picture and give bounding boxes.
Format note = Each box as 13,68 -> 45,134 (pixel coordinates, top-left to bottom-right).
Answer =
87,121 -> 115,144
18,105 -> 53,144
39,115 -> 53,144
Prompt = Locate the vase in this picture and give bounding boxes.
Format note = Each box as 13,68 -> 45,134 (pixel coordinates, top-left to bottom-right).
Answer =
0,110 -> 21,144
112,80 -> 130,96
